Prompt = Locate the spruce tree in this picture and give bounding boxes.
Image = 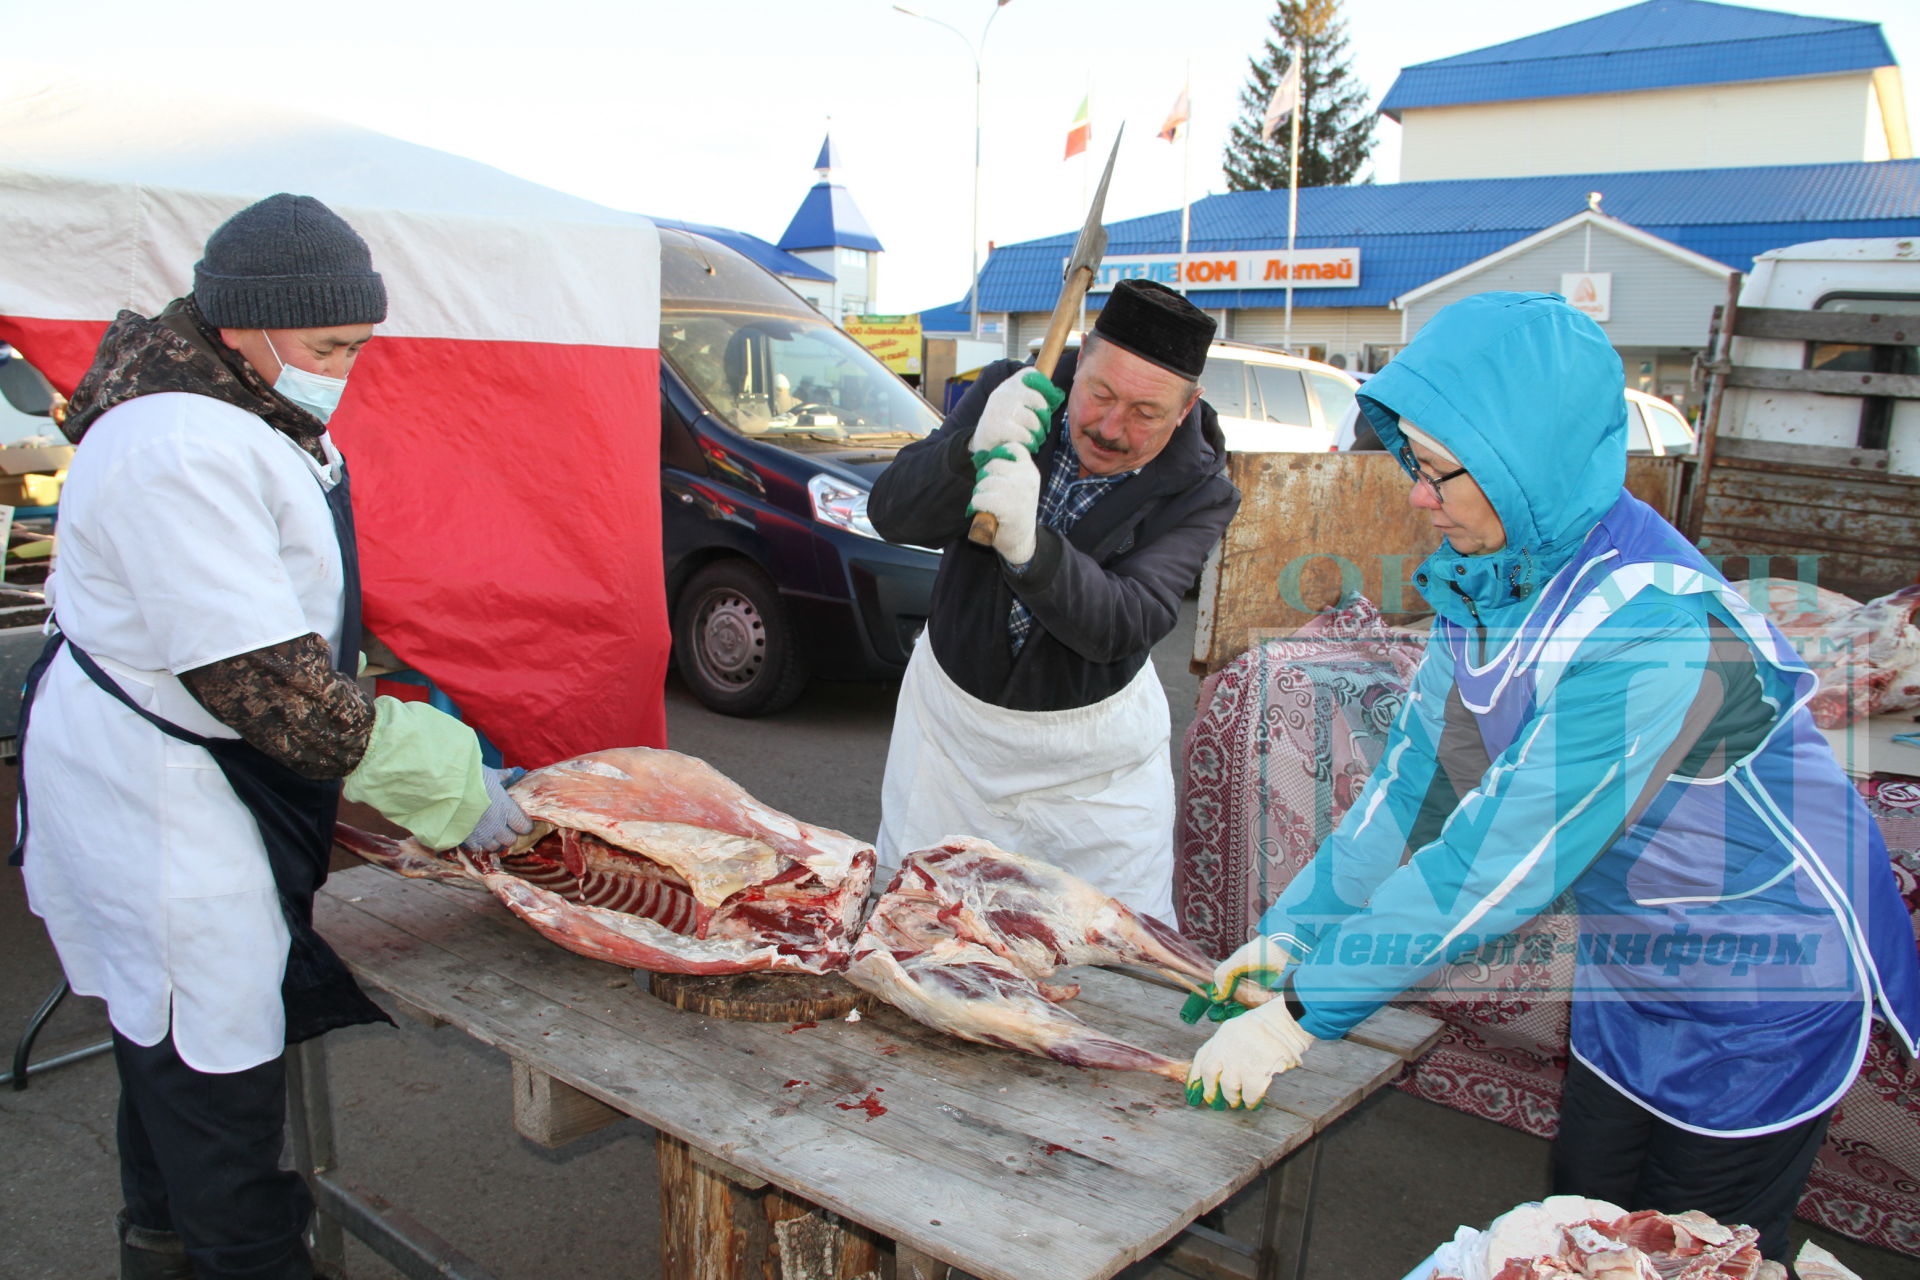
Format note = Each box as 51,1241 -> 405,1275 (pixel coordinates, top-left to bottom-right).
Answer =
1223,0 -> 1375,190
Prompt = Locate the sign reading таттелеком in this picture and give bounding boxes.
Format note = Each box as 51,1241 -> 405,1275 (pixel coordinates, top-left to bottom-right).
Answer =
1084,249 -> 1361,291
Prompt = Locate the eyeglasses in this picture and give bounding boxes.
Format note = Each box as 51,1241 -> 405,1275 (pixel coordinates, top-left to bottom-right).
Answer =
1397,443 -> 1470,504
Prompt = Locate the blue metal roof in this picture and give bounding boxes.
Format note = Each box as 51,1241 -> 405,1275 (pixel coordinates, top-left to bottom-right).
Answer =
920,299 -> 973,333
814,134 -> 842,174
778,182 -> 884,253
648,216 -> 835,283
974,159 -> 1920,313
1380,0 -> 1894,116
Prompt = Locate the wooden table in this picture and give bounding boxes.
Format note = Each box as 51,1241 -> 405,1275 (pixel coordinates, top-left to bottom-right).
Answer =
295,865 -> 1440,1280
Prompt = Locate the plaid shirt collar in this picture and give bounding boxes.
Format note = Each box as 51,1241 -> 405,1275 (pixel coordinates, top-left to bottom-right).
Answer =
1008,419 -> 1140,653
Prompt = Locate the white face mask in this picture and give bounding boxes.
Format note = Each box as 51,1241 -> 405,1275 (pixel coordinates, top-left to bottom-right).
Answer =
264,331 -> 348,423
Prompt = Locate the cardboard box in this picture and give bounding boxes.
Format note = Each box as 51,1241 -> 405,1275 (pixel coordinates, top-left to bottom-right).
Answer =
0,444 -> 75,477
0,444 -> 75,508
0,470 -> 64,506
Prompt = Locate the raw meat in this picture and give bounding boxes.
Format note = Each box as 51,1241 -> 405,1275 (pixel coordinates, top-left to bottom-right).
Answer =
335,747 -> 874,975
1465,1202 -> 1762,1280
1738,578 -> 1920,728
845,836 -> 1221,1078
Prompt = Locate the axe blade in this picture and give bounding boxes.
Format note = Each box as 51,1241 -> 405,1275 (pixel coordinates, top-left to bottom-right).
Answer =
1064,126 -> 1124,281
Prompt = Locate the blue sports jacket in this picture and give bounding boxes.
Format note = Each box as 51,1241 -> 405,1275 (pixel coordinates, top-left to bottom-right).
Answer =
1256,292 -> 1920,1136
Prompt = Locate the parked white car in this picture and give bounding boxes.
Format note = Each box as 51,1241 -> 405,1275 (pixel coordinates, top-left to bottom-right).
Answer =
1198,342 -> 1360,452
1023,335 -> 1360,454
1332,382 -> 1695,456
1624,386 -> 1696,455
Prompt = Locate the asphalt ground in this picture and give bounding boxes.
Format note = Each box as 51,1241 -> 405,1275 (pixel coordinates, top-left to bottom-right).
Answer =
2,599 -> 1912,1279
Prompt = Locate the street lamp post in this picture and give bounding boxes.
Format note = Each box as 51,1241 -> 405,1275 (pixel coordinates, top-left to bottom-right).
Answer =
894,0 -> 1011,340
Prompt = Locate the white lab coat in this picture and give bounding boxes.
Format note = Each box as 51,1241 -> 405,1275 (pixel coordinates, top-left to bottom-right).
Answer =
877,632 -> 1176,921
22,392 -> 348,1074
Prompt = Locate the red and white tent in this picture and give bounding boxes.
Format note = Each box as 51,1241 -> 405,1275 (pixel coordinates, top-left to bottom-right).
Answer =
0,82 -> 667,766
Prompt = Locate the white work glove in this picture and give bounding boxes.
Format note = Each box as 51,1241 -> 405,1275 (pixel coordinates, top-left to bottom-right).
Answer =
968,368 -> 1062,458
1186,998 -> 1317,1110
969,449 -> 1041,565
463,766 -> 533,852
1212,934 -> 1298,1004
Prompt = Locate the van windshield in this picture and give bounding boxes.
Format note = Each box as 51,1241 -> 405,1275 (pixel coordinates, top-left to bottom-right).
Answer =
657,228 -> 939,445
662,309 -> 938,442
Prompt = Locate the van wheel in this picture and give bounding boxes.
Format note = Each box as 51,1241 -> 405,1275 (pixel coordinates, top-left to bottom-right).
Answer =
673,561 -> 809,717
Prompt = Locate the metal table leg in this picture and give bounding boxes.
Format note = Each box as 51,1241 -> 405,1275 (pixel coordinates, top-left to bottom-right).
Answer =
1254,1140 -> 1320,1280
3,979 -> 113,1090
285,1036 -> 502,1280
286,1038 -> 347,1274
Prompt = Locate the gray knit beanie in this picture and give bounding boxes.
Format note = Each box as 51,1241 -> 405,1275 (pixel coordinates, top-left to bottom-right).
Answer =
193,193 -> 387,329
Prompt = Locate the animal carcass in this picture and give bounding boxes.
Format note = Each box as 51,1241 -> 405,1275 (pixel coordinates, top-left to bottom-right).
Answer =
846,836 -> 1220,1078
334,747 -> 874,975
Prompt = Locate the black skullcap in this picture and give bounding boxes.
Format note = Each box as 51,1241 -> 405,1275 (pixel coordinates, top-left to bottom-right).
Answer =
1091,278 -> 1215,379
194,193 -> 387,330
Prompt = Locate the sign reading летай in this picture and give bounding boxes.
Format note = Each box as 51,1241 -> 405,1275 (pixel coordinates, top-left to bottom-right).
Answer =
843,314 -> 923,375
1085,249 -> 1361,292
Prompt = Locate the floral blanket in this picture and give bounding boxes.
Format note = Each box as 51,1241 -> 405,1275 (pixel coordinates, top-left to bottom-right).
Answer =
1173,600 -> 1920,1256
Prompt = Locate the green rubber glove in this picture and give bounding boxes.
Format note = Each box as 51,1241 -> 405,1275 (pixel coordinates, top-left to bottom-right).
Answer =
342,697 -> 492,851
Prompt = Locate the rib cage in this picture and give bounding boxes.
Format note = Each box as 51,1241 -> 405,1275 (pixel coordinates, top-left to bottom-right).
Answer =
498,830 -> 704,936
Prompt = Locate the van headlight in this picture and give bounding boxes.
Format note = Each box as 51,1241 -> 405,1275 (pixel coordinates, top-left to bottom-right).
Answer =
808,474 -> 883,540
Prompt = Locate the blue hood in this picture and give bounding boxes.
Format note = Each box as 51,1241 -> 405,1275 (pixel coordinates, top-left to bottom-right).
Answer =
1357,291 -> 1626,625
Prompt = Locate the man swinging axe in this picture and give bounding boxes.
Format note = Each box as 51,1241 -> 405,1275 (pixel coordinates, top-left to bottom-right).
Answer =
869,268 -> 1240,921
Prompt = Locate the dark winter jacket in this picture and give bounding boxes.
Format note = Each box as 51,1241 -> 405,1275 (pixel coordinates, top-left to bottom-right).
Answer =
870,356 -> 1239,711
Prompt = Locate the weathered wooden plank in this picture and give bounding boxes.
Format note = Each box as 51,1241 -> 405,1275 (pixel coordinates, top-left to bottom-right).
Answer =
510,1059 -> 625,1149
1729,306 -> 1918,345
317,869 -> 1330,1280
1712,436 -> 1891,472
319,892 -> 1066,1280
1342,1005 -> 1444,1060
1725,366 -> 1920,400
327,871 -> 1293,1183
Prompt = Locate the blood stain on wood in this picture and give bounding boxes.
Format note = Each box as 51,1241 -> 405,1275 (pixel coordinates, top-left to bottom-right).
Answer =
834,1090 -> 887,1119
786,1021 -> 819,1033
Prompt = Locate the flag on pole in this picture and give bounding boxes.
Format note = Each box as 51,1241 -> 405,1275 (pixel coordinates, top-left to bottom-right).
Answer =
1157,86 -> 1190,143
1063,96 -> 1091,159
1260,48 -> 1302,142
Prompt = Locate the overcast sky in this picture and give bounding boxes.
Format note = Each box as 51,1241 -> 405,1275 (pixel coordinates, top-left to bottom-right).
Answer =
4,0 -> 1915,314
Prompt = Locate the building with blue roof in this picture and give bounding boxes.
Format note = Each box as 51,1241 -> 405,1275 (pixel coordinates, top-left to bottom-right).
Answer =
1384,0 -> 1908,181
964,0 -> 1918,414
778,134 -> 885,319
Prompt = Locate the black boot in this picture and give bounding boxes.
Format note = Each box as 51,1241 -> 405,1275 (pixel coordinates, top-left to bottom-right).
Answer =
117,1210 -> 197,1280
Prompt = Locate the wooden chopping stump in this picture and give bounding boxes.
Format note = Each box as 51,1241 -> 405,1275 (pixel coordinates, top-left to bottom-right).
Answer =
649,973 -> 895,1279
657,1133 -> 890,1280
647,970 -> 872,1022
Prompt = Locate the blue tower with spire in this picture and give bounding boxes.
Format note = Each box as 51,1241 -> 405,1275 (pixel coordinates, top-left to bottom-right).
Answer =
778,134 -> 884,319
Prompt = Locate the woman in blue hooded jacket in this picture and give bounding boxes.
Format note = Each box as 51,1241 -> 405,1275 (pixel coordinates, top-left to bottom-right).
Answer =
1184,292 -> 1920,1259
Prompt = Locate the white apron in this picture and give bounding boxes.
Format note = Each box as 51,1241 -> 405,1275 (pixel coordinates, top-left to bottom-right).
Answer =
22,393 -> 348,1074
877,632 -> 1176,921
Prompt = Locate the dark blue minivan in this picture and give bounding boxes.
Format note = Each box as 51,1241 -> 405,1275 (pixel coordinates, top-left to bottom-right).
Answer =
657,227 -> 941,716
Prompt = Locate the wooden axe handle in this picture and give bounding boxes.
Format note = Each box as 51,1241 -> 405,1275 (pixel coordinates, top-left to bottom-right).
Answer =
967,264 -> 1096,547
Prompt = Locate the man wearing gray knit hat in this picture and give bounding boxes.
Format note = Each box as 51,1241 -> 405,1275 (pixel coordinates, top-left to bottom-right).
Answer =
23,193 -> 529,1280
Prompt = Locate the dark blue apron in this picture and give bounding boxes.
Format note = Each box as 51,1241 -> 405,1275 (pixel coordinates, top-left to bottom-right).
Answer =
12,469 -> 391,1044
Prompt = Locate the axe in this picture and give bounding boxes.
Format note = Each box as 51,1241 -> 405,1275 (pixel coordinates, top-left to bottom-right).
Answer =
968,127 -> 1124,548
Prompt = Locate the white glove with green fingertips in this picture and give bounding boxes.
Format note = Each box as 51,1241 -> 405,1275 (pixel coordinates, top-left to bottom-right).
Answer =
1185,997 -> 1317,1110
1212,934 -> 1298,1004
968,448 -> 1041,565
969,369 -> 1063,459
343,697 -> 493,851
